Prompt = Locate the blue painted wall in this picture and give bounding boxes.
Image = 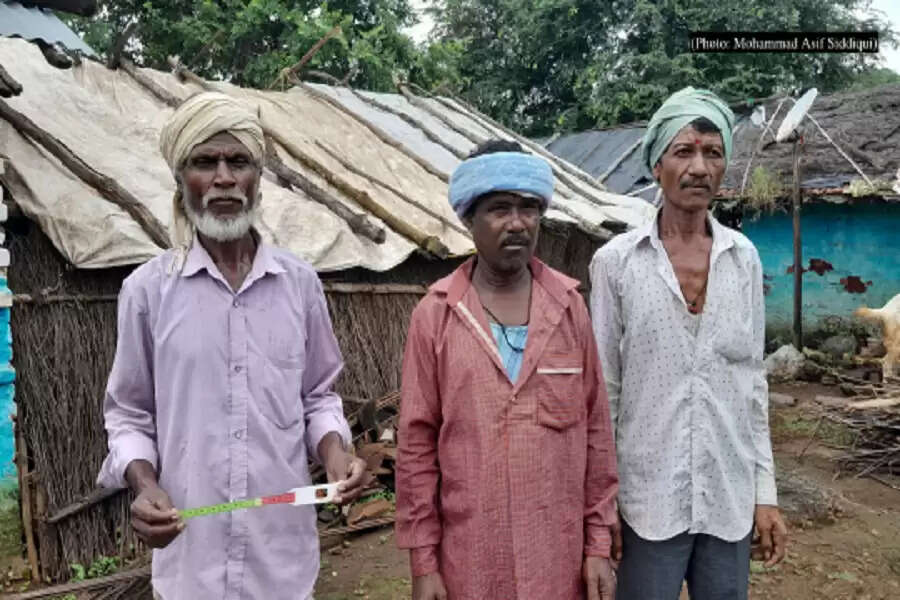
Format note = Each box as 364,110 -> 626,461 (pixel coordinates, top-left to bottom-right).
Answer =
742,202 -> 900,334
0,275 -> 13,484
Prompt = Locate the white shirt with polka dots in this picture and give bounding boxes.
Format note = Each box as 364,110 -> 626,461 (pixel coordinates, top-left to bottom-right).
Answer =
589,209 -> 777,543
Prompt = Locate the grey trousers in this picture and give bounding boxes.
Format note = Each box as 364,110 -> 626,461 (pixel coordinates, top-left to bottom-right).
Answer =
615,521 -> 752,600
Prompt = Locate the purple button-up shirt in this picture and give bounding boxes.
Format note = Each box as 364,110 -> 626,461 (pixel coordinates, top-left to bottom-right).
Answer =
98,238 -> 351,600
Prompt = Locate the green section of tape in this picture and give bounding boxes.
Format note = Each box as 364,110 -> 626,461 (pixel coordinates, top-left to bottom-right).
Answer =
179,498 -> 262,520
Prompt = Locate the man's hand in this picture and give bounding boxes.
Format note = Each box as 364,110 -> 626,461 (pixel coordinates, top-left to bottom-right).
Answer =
611,516 -> 623,565
318,432 -> 367,504
412,573 -> 447,600
130,484 -> 184,549
753,505 -> 788,567
584,556 -> 617,600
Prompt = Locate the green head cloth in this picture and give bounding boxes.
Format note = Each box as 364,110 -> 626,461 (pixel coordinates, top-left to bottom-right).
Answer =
641,87 -> 735,175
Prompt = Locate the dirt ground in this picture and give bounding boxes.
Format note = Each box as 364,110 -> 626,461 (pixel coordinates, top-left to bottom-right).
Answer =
314,381 -> 900,600
0,382 -> 896,598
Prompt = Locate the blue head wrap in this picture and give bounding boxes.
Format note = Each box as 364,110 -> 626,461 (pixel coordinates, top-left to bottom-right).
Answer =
449,152 -> 554,219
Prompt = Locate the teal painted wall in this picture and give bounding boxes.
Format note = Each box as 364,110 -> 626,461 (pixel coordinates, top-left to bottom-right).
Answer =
742,202 -> 900,336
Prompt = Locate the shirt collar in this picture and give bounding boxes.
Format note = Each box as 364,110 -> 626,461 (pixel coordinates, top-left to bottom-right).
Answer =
639,205 -> 735,256
181,229 -> 286,280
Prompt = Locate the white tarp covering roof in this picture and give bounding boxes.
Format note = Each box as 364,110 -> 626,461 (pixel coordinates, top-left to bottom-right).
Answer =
0,37 -> 653,271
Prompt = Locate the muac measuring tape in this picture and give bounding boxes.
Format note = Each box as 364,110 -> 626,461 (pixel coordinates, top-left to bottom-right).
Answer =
179,483 -> 340,520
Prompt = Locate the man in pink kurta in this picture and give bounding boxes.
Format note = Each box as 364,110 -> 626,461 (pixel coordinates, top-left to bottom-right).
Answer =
396,141 -> 620,599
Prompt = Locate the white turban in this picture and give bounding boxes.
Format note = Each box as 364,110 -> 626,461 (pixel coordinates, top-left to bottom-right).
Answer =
159,92 -> 265,272
159,91 -> 264,172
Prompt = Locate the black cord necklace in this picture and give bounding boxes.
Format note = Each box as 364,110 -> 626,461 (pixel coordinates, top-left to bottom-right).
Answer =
481,303 -> 528,353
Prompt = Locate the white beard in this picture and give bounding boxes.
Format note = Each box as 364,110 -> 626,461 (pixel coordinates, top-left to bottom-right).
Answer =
182,189 -> 257,242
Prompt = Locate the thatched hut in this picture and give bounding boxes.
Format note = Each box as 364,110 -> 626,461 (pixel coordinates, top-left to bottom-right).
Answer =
545,85 -> 900,343
0,36 -> 652,585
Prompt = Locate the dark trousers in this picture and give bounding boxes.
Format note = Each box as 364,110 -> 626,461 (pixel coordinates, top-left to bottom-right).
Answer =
616,521 -> 751,600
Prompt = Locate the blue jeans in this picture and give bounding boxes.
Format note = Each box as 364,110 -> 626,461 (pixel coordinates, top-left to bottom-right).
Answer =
616,521 -> 751,600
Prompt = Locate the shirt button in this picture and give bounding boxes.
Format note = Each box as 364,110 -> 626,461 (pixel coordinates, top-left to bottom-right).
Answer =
233,299 -> 240,308
234,365 -> 242,373
234,430 -> 243,440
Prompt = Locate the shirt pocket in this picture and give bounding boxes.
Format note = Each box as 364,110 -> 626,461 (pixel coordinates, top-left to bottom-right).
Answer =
259,361 -> 304,429
534,352 -> 585,430
254,316 -> 305,429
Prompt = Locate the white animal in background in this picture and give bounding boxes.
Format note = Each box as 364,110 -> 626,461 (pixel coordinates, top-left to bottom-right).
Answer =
855,293 -> 900,380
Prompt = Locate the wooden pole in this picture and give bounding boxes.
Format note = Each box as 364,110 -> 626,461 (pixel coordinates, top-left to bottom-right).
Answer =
15,423 -> 40,583
267,25 -> 342,90
792,135 -> 803,350
263,137 -> 386,244
0,99 -> 171,248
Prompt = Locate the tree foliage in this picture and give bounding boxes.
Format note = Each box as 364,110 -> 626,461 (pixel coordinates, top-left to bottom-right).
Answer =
64,0 -> 440,92
430,0 -> 898,135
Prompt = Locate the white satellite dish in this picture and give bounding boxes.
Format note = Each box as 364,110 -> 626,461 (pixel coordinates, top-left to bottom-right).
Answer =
775,88 -> 817,142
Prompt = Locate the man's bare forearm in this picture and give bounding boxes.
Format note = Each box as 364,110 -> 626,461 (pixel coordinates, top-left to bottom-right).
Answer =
125,459 -> 159,495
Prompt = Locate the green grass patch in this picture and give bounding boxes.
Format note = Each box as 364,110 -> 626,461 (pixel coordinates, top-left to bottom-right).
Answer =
0,479 -> 21,559
771,412 -> 856,447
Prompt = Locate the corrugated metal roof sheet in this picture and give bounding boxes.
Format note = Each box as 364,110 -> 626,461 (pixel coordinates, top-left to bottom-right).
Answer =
0,1 -> 96,56
546,127 -> 658,202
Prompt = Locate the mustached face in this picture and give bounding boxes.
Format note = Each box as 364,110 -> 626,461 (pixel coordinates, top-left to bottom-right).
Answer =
182,187 -> 256,242
652,125 -> 725,213
179,131 -> 261,242
464,191 -> 542,275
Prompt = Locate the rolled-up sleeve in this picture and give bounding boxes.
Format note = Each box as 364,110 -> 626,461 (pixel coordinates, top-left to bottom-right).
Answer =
395,303 -> 442,576
302,279 -> 351,464
749,250 -> 778,505
97,278 -> 158,489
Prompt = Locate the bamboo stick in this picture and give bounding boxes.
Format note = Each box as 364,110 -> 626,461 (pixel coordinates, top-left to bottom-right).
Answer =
15,423 -> 40,583
315,140 -> 471,238
4,565 -> 152,600
0,62 -> 23,98
45,487 -> 125,525
267,131 -> 449,257
268,25 -> 342,90
120,59 -> 183,108
0,99 -> 171,249
264,136 -> 386,244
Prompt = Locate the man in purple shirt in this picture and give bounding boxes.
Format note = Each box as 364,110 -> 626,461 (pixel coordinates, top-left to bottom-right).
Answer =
97,92 -> 366,600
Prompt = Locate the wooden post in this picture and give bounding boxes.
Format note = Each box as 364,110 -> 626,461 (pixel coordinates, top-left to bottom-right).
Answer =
792,135 -> 803,350
14,423 -> 40,582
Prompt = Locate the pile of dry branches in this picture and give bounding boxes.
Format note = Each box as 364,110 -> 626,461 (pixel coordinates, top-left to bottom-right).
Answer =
821,371 -> 900,484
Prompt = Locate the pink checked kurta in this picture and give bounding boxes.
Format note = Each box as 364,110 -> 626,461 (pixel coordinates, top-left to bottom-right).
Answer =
396,257 -> 619,599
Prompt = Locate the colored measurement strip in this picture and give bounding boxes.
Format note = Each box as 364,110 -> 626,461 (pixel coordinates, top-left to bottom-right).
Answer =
179,492 -> 296,520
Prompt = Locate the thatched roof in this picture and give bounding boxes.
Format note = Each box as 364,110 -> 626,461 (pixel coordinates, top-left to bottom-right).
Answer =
723,84 -> 900,194
0,37 -> 653,273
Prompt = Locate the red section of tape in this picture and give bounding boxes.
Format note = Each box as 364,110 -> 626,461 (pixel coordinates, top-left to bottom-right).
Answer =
262,493 -> 295,505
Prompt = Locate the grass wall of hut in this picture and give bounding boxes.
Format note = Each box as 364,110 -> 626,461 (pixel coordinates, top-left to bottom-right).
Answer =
742,200 -> 900,348
5,213 -> 600,582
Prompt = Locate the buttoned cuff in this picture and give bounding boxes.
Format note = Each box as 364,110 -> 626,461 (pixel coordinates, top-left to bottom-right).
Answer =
584,524 -> 612,558
755,471 -> 778,506
306,414 -> 352,465
97,433 -> 158,489
409,546 -> 440,576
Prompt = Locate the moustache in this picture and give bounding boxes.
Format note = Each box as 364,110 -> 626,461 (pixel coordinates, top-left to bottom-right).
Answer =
501,236 -> 530,247
202,190 -> 249,208
680,179 -> 710,190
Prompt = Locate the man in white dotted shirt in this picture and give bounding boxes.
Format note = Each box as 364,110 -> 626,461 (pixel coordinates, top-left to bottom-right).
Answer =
590,87 -> 788,600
